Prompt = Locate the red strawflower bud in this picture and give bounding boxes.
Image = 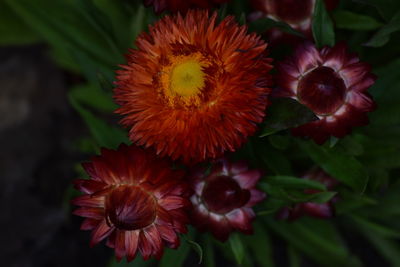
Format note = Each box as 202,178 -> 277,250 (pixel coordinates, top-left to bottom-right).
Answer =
143,0 -> 230,14
275,42 -> 376,144
249,0 -> 339,45
189,159 -> 266,241
72,144 -> 191,262
277,168 -> 339,221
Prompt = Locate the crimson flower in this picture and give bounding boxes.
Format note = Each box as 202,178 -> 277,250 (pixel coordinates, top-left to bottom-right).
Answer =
72,145 -> 190,261
250,0 -> 339,45
275,42 -> 376,144
277,168 -> 339,221
114,10 -> 272,163
144,0 -> 230,14
189,159 -> 266,241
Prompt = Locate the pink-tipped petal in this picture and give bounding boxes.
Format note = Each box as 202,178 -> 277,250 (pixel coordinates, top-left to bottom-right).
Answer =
125,231 -> 139,262
90,219 -> 114,247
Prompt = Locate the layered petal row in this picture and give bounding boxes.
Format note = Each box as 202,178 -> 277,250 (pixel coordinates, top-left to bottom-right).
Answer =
72,144 -> 190,261
189,159 -> 266,241
275,42 -> 376,144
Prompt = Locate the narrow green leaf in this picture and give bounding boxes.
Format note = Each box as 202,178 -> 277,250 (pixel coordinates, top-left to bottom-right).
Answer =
365,10 -> 400,47
108,257 -> 155,267
297,140 -> 369,192
69,95 -> 128,149
266,176 -> 327,191
242,222 -> 275,267
312,0 -> 335,48
69,84 -> 117,113
352,216 -> 400,267
159,240 -> 190,267
353,0 -> 400,21
6,0 -> 118,68
74,0 -> 123,60
229,233 -> 245,265
307,191 -> 337,203
260,183 -> 335,204
130,4 -> 148,47
266,218 -> 361,267
259,144 -> 294,175
333,10 -> 382,30
268,135 -> 290,150
350,215 -> 400,239
260,98 -> 317,137
288,246 -> 301,267
202,235 -> 215,267
0,1 -> 40,45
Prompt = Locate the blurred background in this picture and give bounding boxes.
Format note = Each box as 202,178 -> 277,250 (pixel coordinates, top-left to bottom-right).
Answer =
1,0 -> 400,267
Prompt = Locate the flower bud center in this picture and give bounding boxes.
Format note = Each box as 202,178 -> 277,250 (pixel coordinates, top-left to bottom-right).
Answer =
297,66 -> 346,116
202,175 -> 250,214
105,185 -> 157,230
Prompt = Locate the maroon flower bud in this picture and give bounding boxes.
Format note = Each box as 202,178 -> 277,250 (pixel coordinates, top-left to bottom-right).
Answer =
143,0 -> 230,14
189,160 -> 266,241
275,42 -> 376,144
250,0 -> 339,45
277,168 -> 338,221
72,144 -> 191,262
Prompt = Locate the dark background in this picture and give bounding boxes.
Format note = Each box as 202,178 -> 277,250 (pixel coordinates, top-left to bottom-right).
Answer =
0,45 -> 111,267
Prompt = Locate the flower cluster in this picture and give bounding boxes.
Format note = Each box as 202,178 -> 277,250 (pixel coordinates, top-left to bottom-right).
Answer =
72,1 -> 376,263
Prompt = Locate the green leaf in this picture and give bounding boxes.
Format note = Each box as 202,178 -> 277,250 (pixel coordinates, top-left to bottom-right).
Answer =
268,135 -> 290,150
243,222 -> 275,267
258,141 -> 294,175
260,183 -> 336,204
350,215 -> 400,239
353,0 -> 400,21
108,257 -> 155,267
365,10 -> 400,47
312,0 -> 335,48
288,246 -> 301,267
159,240 -> 190,267
249,17 -> 304,37
129,4 -> 150,48
266,176 -> 327,191
335,192 -> 377,214
297,140 -> 369,192
266,218 -> 361,267
307,191 -> 337,203
260,98 -> 317,137
333,10 -> 382,30
202,235 -> 215,267
0,1 -> 40,45
69,94 -> 129,149
229,233 -> 245,265
6,0 -> 120,70
352,216 -> 400,267
74,0 -> 123,60
69,84 -> 117,113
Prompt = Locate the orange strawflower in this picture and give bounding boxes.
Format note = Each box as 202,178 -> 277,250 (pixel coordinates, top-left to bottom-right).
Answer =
114,10 -> 272,163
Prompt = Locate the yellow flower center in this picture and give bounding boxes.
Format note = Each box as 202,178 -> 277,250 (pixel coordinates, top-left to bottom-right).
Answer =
170,60 -> 205,97
160,53 -> 210,106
